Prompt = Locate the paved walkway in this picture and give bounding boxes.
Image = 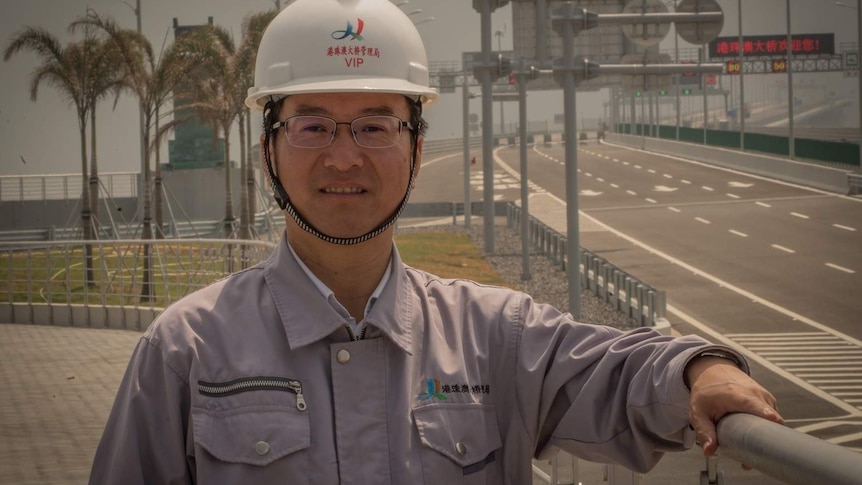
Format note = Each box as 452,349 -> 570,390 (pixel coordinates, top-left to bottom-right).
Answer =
0,324 -> 141,484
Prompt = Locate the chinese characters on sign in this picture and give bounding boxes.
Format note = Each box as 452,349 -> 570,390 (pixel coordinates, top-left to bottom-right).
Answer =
709,33 -> 835,59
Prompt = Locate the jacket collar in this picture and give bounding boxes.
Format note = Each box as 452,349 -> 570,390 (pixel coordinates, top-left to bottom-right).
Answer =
263,233 -> 415,354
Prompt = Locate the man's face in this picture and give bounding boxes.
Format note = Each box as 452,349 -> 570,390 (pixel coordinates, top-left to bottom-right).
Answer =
271,92 -> 421,239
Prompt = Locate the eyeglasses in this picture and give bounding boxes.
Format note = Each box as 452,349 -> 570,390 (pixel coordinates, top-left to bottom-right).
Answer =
272,115 -> 414,149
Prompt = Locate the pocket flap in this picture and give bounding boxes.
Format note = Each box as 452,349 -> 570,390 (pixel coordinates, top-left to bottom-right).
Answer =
412,403 -> 502,467
193,406 -> 310,466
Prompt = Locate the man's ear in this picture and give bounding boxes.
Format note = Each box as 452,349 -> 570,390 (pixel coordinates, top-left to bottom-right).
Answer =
411,137 -> 423,188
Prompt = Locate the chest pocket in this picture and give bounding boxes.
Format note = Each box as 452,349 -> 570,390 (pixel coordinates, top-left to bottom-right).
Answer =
412,403 -> 503,483
192,405 -> 311,483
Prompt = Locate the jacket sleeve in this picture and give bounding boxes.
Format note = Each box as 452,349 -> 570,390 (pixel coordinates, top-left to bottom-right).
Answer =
512,295 -> 728,473
89,335 -> 193,485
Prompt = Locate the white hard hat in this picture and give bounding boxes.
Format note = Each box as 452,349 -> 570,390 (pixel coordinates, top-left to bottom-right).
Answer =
245,0 -> 439,111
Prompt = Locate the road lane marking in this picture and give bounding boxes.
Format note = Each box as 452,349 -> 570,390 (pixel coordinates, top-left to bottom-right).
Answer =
791,212 -> 810,219
702,186 -> 714,191
610,183 -> 619,189
645,198 -> 657,204
771,244 -> 796,254
681,179 -> 692,184
663,174 -> 673,179
726,193 -> 740,199
669,207 -> 681,213
648,169 -> 656,174
729,229 -> 748,237
695,217 -> 711,224
756,202 -> 772,208
826,263 -> 855,274
626,190 -> 637,196
834,224 -> 857,232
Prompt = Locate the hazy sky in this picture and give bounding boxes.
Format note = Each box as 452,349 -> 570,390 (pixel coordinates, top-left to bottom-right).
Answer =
0,0 -> 856,176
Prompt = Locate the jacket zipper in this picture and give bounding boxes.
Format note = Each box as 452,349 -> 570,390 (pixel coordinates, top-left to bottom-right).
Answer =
345,324 -> 368,342
197,377 -> 307,411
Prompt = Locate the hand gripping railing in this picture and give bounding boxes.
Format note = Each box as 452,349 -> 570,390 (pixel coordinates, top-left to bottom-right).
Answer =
717,413 -> 862,485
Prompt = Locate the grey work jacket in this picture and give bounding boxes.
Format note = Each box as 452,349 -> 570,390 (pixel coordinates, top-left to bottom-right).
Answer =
90,236 -> 740,484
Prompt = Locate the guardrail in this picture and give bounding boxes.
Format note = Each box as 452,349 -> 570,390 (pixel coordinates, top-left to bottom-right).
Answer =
0,172 -> 138,202
849,173 -> 862,195
506,202 -> 667,327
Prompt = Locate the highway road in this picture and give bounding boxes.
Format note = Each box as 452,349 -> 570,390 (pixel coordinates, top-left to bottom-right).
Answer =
411,140 -> 862,453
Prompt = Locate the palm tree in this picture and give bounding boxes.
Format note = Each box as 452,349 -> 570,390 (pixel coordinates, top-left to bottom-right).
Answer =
172,25 -> 246,239
72,12 -> 189,300
4,28 -> 99,285
236,10 -> 278,240
79,26 -> 125,239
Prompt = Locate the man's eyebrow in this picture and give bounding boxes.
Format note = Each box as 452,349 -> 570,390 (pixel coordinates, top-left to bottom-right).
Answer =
291,104 -> 399,116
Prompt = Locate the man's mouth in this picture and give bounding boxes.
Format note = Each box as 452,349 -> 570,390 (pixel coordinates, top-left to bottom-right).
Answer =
322,187 -> 365,194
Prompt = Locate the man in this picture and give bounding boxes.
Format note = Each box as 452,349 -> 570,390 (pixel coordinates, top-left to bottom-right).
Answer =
90,0 -> 781,483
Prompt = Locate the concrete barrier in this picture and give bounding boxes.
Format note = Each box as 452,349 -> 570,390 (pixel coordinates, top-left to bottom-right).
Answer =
607,133 -> 853,194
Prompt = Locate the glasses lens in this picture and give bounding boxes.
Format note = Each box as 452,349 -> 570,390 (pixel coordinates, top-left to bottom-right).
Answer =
352,116 -> 403,148
285,116 -> 335,148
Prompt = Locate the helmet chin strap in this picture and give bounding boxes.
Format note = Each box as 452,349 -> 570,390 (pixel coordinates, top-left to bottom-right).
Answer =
263,102 -> 420,246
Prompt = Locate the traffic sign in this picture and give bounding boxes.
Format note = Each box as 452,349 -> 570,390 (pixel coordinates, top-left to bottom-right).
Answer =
845,50 -> 859,78
621,0 -> 671,47
675,0 -> 724,45
771,58 -> 787,73
726,60 -> 741,75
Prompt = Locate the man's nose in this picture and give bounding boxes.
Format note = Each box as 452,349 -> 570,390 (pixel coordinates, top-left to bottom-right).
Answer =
323,128 -> 364,170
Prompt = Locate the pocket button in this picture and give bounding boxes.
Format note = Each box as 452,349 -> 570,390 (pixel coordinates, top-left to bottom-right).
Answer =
455,442 -> 467,456
255,441 -> 271,456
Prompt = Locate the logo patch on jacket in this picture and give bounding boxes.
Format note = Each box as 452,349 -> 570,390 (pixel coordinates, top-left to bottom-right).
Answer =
418,378 -> 491,401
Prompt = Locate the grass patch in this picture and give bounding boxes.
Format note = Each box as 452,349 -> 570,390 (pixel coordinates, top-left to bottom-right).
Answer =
0,232 -> 510,305
395,231 -> 510,287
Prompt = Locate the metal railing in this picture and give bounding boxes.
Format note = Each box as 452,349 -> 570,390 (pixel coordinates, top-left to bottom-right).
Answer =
0,239 -> 275,330
0,172 -> 138,202
506,202 -> 667,327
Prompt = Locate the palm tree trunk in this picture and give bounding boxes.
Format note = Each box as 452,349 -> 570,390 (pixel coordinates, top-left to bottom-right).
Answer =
140,120 -> 154,302
79,121 -> 94,287
246,110 -> 256,223
154,107 -> 164,239
89,108 -> 100,239
223,125 -> 234,238
238,114 -> 250,240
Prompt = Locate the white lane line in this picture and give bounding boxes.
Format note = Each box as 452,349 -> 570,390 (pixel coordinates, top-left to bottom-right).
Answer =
791,212 -> 810,220
634,165 -> 643,169
681,179 -> 692,184
702,186 -> 714,191
834,224 -> 857,232
695,217 -> 711,224
646,198 -> 658,204
648,169 -> 656,174
669,207 -> 681,213
726,193 -> 740,199
756,201 -> 772,208
729,229 -> 748,238
826,263 -> 856,274
772,244 -> 796,254
626,190 -> 637,196
610,183 -> 620,189
663,174 -> 673,179
612,158 -> 619,162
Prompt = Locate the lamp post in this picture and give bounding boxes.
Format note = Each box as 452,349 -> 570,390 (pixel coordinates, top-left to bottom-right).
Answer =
495,26 -> 506,137
836,1 -> 862,169
120,0 -> 145,203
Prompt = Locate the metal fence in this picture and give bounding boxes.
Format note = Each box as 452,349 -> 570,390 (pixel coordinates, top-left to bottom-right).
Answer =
0,239 -> 275,330
0,172 -> 138,202
506,202 -> 667,328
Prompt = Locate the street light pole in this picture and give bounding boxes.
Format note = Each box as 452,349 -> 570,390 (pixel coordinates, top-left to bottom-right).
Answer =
738,0 -> 745,150
786,0 -> 795,159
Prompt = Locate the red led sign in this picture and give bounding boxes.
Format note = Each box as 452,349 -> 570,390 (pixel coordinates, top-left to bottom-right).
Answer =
709,34 -> 834,58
